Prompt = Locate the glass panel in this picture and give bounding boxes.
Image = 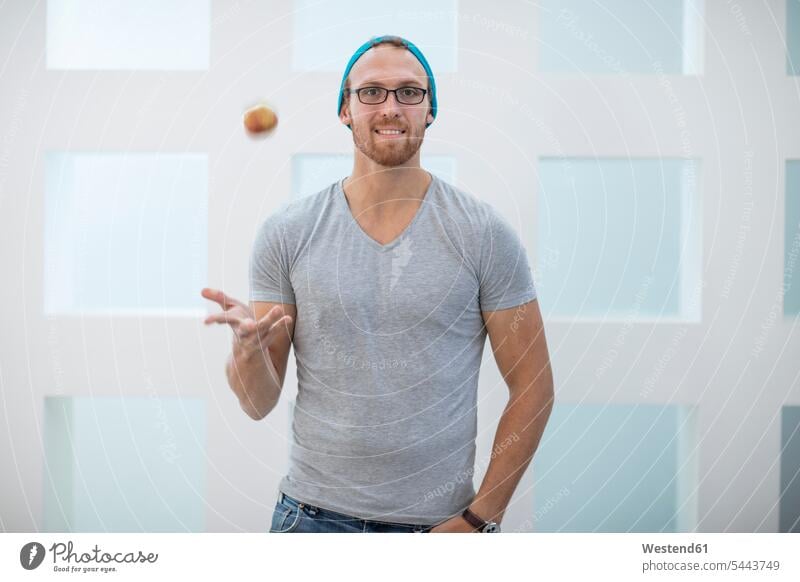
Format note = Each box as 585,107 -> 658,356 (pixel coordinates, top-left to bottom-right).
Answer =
532,403 -> 697,532
538,0 -> 704,74
43,396 -> 206,532
291,154 -> 457,199
44,152 -> 208,316
537,158 -> 701,321
292,0 -> 458,72
46,0 -> 210,70
786,161 -> 800,316
788,0 -> 800,75
781,406 -> 800,532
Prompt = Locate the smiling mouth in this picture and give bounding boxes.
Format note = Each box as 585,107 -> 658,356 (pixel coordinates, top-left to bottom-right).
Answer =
374,129 -> 406,136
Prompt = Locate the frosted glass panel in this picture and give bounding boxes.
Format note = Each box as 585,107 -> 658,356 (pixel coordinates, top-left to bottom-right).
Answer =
292,0 -> 457,72
781,406 -> 800,532
538,0 -> 704,74
292,154 -> 457,199
43,396 -> 206,532
789,0 -> 800,75
45,152 -> 208,316
786,161 -> 800,316
46,0 -> 210,70
532,404 -> 697,532
537,158 -> 701,321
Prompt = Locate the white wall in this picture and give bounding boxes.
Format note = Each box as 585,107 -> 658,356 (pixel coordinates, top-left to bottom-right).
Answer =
0,0 -> 798,533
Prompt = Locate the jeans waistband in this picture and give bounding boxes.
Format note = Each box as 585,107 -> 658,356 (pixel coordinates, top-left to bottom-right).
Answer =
278,491 -> 433,530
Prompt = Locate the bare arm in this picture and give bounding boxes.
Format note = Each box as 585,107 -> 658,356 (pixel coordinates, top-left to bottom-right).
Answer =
431,298 -> 554,532
471,298 -> 554,524
202,288 -> 295,420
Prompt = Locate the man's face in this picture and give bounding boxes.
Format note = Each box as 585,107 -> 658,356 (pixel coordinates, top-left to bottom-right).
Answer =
340,45 -> 434,167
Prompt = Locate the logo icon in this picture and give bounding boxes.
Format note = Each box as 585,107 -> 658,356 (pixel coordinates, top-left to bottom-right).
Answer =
20,542 -> 46,570
389,236 -> 413,291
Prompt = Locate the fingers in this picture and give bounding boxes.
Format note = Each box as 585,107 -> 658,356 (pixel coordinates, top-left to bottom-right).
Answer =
243,316 -> 291,352
232,313 -> 292,355
202,296 -> 292,352
236,312 -> 279,340
245,307 -> 292,346
201,287 -> 246,311
203,311 -> 245,327
265,315 -> 293,337
255,305 -> 289,334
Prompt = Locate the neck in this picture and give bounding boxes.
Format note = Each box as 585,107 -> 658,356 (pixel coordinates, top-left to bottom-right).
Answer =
343,149 -> 431,213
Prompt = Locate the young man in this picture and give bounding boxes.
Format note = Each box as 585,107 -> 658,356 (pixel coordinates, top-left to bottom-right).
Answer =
203,35 -> 554,533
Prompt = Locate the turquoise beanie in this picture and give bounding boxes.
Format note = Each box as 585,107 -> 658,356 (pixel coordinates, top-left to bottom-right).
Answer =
337,35 -> 437,130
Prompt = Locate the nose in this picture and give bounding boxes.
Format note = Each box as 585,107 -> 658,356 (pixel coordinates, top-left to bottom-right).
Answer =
377,90 -> 403,117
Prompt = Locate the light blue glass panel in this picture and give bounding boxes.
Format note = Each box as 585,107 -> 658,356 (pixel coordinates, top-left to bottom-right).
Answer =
46,0 -> 210,70
781,406 -> 800,532
537,158 -> 700,320
788,0 -> 800,75
43,396 -> 206,532
538,0 -> 703,74
532,404 -> 696,532
292,0 -> 458,72
44,152 -> 208,316
291,154 -> 457,199
786,161 -> 800,316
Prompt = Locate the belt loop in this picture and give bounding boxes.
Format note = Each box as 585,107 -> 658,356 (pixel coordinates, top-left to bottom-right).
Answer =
279,492 -> 285,504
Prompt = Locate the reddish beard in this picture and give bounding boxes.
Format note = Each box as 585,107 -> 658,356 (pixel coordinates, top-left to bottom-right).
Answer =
351,120 -> 425,167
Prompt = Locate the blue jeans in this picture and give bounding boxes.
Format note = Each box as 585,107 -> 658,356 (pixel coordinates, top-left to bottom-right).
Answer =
269,491 -> 434,533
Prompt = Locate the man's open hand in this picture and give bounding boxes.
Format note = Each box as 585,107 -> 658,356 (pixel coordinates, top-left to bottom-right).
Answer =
201,287 -> 292,358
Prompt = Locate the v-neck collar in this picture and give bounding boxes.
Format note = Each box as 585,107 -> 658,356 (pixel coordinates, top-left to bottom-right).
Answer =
336,172 -> 437,252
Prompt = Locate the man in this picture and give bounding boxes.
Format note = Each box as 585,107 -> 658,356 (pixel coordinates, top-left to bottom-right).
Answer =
202,35 -> 554,533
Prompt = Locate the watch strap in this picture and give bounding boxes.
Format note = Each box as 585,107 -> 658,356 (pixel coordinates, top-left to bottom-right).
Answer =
461,507 -> 489,531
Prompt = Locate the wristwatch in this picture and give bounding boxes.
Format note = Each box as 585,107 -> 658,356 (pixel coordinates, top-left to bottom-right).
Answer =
461,507 -> 501,533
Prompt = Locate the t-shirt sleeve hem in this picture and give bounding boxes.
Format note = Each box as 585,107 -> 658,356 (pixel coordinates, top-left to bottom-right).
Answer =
249,291 -> 296,304
479,289 -> 537,312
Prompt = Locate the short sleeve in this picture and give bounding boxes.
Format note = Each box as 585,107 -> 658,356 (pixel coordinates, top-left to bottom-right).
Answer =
249,213 -> 296,304
478,208 -> 537,311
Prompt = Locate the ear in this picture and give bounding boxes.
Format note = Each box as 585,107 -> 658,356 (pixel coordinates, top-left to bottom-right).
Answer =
340,99 -> 352,127
425,94 -> 434,126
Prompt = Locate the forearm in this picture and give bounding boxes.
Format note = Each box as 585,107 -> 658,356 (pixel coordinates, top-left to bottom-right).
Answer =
226,347 -> 282,420
469,377 -> 554,524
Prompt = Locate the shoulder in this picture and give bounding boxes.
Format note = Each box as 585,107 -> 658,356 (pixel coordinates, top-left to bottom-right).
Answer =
429,175 -> 495,233
430,175 -> 506,241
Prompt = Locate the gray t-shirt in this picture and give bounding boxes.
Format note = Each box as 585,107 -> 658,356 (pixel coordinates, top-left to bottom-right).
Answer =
249,172 -> 536,525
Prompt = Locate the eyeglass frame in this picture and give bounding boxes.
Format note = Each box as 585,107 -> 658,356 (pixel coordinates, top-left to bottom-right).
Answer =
345,86 -> 429,106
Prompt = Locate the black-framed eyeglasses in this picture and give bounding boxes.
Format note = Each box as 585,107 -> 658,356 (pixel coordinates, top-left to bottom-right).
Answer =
346,86 -> 428,105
